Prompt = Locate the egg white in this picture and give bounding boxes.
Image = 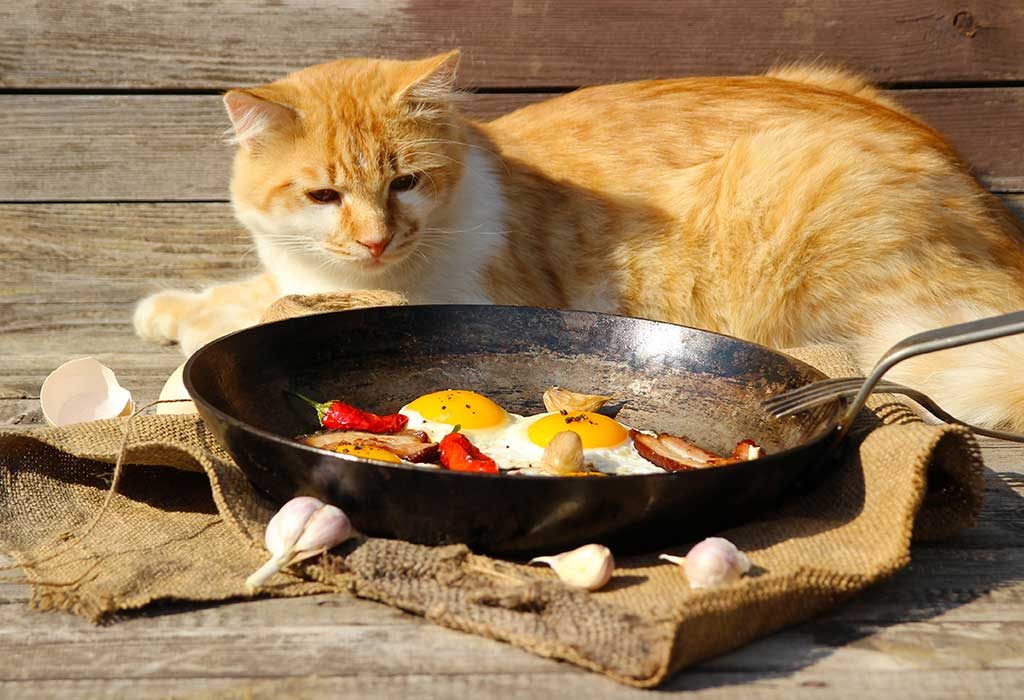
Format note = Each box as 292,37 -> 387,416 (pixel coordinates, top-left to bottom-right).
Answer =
487,413 -> 661,475
398,405 -> 522,444
399,402 -> 662,476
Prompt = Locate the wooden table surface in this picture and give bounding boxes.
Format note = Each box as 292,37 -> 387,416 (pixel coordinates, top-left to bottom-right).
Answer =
3,1 -> 1024,696
1,224 -> 1022,700
2,365 -> 1024,699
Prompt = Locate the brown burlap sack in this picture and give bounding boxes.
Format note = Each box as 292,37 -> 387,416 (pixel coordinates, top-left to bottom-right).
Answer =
258,290 -> 407,323
0,295 -> 984,688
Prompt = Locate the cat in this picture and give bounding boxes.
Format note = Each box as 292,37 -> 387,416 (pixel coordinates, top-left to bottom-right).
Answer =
134,50 -> 1024,430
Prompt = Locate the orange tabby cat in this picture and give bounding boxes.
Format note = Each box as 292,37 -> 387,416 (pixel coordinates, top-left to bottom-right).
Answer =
134,51 -> 1024,429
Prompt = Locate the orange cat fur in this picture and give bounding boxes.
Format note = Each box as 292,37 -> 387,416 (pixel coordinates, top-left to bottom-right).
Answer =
134,51 -> 1024,429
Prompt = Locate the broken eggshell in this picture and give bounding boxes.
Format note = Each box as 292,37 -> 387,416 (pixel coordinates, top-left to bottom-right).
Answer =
156,361 -> 197,415
40,357 -> 134,426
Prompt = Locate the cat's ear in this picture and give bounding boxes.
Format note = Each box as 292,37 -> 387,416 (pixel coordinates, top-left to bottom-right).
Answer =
395,50 -> 462,115
223,88 -> 297,149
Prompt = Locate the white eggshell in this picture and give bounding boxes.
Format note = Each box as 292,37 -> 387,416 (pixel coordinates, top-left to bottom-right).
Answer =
157,361 -> 197,415
40,357 -> 134,427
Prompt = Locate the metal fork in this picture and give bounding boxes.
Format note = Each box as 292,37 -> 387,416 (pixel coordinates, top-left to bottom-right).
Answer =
762,310 -> 1024,443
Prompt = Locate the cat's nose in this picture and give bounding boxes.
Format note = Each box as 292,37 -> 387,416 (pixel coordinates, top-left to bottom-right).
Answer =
357,236 -> 391,258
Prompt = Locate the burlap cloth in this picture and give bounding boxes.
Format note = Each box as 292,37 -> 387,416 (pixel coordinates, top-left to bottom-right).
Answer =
0,293 -> 984,688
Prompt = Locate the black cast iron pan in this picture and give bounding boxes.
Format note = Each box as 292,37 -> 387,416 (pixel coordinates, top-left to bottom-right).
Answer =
184,305 -> 844,555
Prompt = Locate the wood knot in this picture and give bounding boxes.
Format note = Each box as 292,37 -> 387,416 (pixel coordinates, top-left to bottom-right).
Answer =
953,10 -> 977,38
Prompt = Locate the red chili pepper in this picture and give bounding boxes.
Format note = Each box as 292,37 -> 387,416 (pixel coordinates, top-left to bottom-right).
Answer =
294,393 -> 408,434
439,431 -> 499,474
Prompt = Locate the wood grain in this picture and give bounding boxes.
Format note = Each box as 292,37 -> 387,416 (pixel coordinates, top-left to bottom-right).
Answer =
1,200 -> 1023,697
3,3 -> 1023,695
1,1 -> 1023,89
0,671 -> 1022,700
2,89 -> 1024,202
1,197 -> 1022,399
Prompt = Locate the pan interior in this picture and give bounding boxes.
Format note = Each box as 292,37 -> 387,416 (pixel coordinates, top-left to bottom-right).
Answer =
188,305 -> 838,459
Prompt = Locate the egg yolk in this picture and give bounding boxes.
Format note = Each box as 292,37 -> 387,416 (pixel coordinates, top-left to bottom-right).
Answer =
334,443 -> 402,463
527,411 -> 628,449
404,390 -> 507,430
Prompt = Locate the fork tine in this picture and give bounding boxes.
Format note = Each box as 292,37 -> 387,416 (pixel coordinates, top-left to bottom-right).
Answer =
764,379 -> 909,418
769,393 -> 843,417
762,377 -> 865,405
761,378 -> 865,413
763,380 -> 875,417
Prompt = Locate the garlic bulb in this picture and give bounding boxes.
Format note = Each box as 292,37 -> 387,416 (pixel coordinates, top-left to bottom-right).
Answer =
529,543 -> 614,591
660,537 -> 751,589
539,430 -> 586,475
542,386 -> 613,413
245,496 -> 353,592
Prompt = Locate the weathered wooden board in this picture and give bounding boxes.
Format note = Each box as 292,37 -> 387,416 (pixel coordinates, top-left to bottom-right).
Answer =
2,89 -> 1024,202
2,1 -> 1023,89
1,198 -> 1023,698
0,608 -> 1021,681
0,444 -> 1019,694
2,197 -> 1023,401
2,1 -> 1022,696
0,670 -> 1021,700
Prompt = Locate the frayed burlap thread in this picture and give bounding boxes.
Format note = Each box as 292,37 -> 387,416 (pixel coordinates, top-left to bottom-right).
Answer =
0,296 -> 984,688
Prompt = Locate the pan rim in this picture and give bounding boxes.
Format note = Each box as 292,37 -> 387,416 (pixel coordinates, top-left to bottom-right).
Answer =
183,304 -> 845,480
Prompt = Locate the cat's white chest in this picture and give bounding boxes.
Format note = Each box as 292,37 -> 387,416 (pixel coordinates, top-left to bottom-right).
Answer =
404,149 -> 506,304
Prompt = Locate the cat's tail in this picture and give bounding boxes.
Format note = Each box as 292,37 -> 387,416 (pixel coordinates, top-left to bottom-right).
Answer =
765,64 -> 909,114
851,302 -> 1024,433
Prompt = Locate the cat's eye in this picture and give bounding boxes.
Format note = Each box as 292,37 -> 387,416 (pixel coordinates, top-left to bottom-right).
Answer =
390,174 -> 419,192
307,188 -> 341,204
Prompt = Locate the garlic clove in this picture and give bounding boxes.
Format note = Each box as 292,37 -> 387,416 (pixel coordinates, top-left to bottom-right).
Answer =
156,361 -> 198,415
290,504 -> 352,564
529,543 -> 615,591
660,537 -> 751,589
542,386 -> 613,414
40,357 -> 133,427
539,430 -> 586,475
246,496 -> 356,593
264,496 -> 323,556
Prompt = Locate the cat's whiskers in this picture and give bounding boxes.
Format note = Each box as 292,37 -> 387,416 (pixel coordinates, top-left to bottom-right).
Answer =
421,225 -> 507,238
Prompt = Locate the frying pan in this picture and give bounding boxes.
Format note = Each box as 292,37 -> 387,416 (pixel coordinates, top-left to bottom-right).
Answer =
184,305 -> 843,555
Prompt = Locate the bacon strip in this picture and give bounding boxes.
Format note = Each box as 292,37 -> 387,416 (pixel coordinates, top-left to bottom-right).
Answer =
630,430 -> 764,472
731,439 -> 766,461
299,429 -> 439,463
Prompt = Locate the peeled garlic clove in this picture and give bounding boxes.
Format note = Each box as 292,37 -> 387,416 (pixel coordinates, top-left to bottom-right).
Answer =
156,361 -> 197,415
246,497 -> 353,592
542,386 -> 613,413
539,430 -> 585,475
40,357 -> 133,427
529,543 -> 614,591
660,537 -> 751,589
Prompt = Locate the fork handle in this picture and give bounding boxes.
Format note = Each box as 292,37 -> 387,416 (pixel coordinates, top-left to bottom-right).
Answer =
837,309 -> 1024,439
883,383 -> 1024,443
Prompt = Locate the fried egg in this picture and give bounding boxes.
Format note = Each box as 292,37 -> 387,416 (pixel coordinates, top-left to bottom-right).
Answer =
399,389 -> 661,476
399,389 -> 511,439
486,411 -> 660,475
334,443 -> 403,464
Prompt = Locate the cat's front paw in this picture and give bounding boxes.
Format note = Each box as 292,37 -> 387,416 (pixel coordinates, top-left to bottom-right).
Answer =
133,289 -> 201,346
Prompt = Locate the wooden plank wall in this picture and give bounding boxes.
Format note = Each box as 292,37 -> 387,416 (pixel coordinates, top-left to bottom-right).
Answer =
3,1 -> 1024,88
1,0 -> 1023,400
0,0 -> 1022,203
2,5 -> 1024,696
